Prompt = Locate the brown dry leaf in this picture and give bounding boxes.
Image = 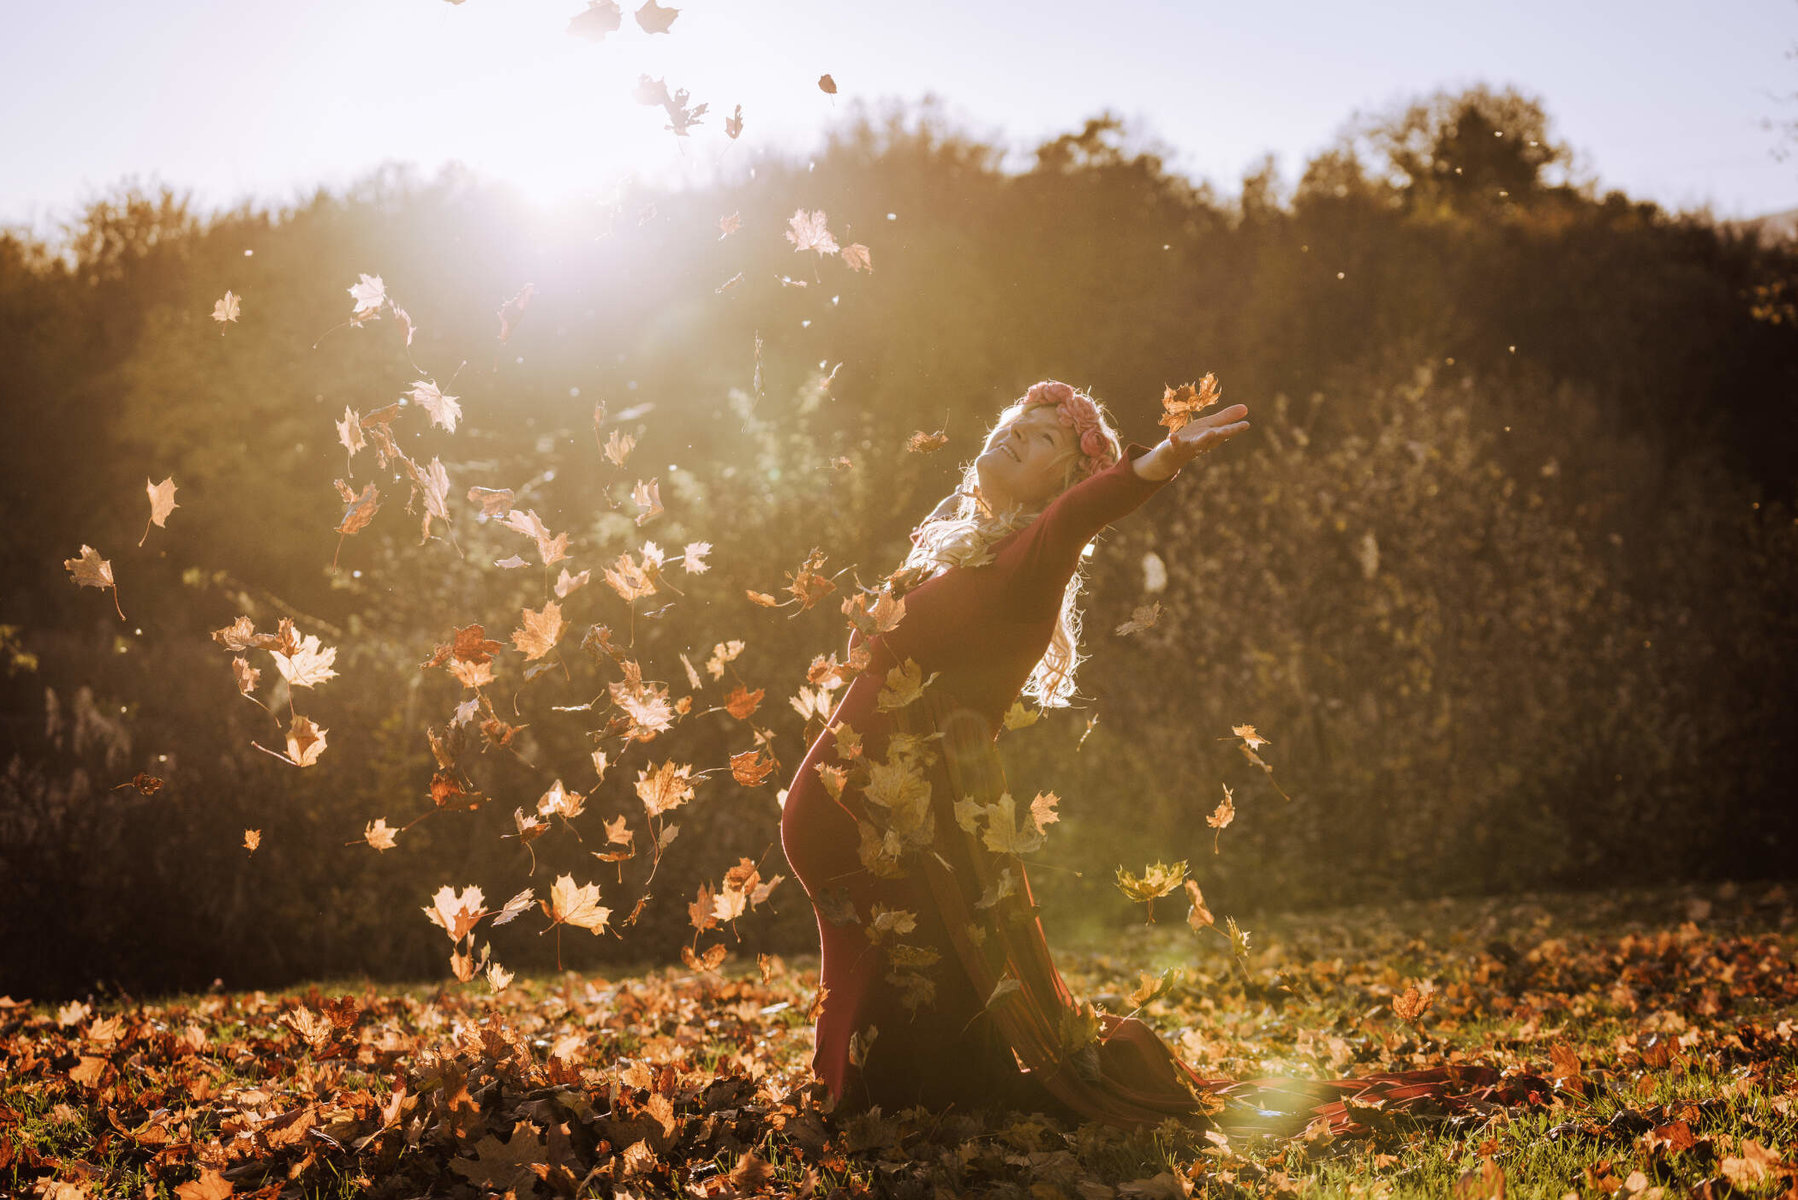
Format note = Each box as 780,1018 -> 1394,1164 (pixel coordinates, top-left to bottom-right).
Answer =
785,209 -> 839,256
231,655 -> 260,695
724,684 -> 763,719
500,508 -> 570,567
544,873 -> 610,932
467,485 -> 514,517
707,639 -> 745,678
211,291 -> 240,327
1207,783 -> 1235,852
243,828 -> 261,852
636,760 -> 696,817
876,657 -> 936,711
1393,980 -> 1437,1024
337,406 -> 366,460
334,480 -> 380,536
272,631 -> 338,689
285,714 -> 328,767
907,429 -> 949,453
785,548 -> 835,610
140,476 -> 179,546
1030,790 -> 1060,831
840,243 -> 872,272
730,749 -> 777,786
512,600 -> 566,661
423,884 -> 486,941
724,105 -> 743,139
363,818 -> 399,851
176,1165 -> 235,1200
719,211 -> 741,238
603,429 -> 636,467
1116,860 -> 1187,906
681,541 -> 711,573
683,942 -> 727,972
1115,601 -> 1162,637
746,589 -> 779,607
635,0 -> 677,32
631,478 -> 663,525
818,73 -> 837,95
1184,878 -> 1214,930
1232,723 -> 1269,750
604,551 -> 659,602
407,379 -> 461,433
64,545 -> 123,619
554,567 -> 591,599
1159,374 -> 1222,433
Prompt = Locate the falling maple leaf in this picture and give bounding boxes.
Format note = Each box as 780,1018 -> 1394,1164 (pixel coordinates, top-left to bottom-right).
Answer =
285,714 -> 328,766
1030,790 -> 1061,831
272,631 -> 338,688
497,283 -> 534,341
212,290 -> 240,326
603,429 -> 636,466
407,379 -> 462,433
719,211 -> 741,238
553,568 -> 591,600
337,406 -> 366,462
603,551 -> 658,602
511,600 -> 565,662
423,884 -> 486,941
1233,723 -> 1269,750
63,545 -> 124,620
840,243 -> 872,272
1207,783 -> 1235,852
1116,859 -> 1187,921
631,478 -> 663,524
818,73 -> 837,95
636,760 -> 696,817
730,749 -> 776,786
876,657 -> 936,711
785,209 -> 839,256
347,273 -> 385,318
363,818 -> 398,851
243,829 -> 261,852
634,0 -> 677,33
724,684 -> 763,719
333,479 -> 379,538
681,541 -> 711,573
1184,878 -> 1214,930
467,485 -> 514,517
138,476 -> 179,547
907,429 -> 949,453
544,874 -> 610,933
500,509 -> 571,567
567,0 -> 622,39
1115,602 -> 1162,637
724,105 -> 743,139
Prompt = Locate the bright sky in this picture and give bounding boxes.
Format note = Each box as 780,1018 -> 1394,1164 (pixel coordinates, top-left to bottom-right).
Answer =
4,0 -> 1794,239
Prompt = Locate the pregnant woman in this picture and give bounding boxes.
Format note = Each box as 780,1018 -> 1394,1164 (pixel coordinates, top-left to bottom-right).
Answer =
779,379 -> 1527,1135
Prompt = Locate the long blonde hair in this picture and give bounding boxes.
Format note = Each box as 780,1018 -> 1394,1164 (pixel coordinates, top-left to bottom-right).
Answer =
894,383 -> 1126,709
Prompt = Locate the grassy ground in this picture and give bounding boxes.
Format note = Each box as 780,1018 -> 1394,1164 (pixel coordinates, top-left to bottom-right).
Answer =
3,880 -> 1795,1198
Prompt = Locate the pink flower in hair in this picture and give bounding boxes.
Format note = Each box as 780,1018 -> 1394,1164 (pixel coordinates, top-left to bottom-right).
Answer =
1022,380 -> 1117,474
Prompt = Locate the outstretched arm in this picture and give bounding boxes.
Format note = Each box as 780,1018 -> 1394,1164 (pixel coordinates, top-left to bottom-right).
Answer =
996,402 -> 1253,619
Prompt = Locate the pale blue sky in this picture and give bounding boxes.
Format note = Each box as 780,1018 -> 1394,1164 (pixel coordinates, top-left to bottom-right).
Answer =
3,0 -> 1793,238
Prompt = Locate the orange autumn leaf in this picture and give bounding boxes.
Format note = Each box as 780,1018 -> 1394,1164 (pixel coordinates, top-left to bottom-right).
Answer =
1207,783 -> 1235,852
785,209 -> 838,256
636,760 -> 696,818
840,243 -> 872,272
1159,374 -> 1222,433
64,544 -> 124,620
724,685 -> 764,719
512,600 -> 565,661
139,476 -> 179,546
730,749 -> 777,785
907,429 -> 949,453
544,873 -> 610,933
363,818 -> 399,851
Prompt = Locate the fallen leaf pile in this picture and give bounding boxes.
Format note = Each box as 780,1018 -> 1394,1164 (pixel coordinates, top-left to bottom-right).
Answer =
4,884 -> 1793,1198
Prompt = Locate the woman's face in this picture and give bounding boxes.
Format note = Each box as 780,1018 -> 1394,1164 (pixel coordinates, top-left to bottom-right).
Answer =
975,406 -> 1079,511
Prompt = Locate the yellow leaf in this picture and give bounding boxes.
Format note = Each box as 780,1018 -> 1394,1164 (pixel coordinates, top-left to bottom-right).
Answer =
546,874 -> 610,933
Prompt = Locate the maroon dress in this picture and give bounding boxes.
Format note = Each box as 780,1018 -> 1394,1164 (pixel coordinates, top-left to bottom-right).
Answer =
779,443 -> 1536,1134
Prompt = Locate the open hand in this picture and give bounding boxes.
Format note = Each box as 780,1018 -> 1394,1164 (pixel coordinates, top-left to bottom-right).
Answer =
1163,403 -> 1251,468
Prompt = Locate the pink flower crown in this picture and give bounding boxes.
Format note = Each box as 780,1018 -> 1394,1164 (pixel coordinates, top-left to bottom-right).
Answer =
1022,380 -> 1118,475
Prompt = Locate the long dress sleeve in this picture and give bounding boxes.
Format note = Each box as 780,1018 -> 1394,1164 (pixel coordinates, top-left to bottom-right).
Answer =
990,442 -> 1176,622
